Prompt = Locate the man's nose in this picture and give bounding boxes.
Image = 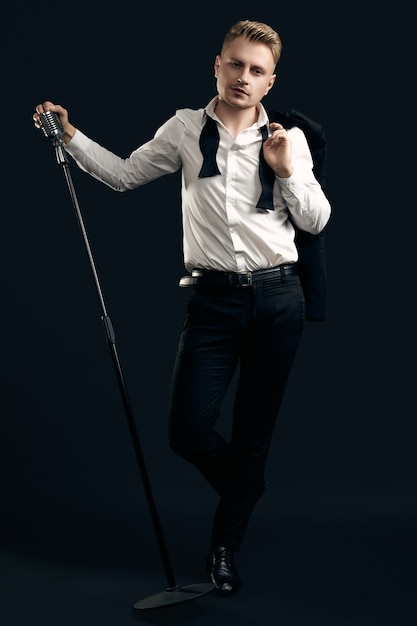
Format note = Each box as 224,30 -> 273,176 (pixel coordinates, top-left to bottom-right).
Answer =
237,71 -> 249,84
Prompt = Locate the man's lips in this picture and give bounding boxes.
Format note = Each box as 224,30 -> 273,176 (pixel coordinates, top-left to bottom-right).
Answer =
231,86 -> 248,95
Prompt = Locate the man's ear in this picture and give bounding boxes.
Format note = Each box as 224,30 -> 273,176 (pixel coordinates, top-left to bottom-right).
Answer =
214,54 -> 221,78
265,73 -> 276,95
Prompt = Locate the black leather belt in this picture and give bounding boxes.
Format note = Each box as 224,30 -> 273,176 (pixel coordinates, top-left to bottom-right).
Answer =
179,264 -> 298,288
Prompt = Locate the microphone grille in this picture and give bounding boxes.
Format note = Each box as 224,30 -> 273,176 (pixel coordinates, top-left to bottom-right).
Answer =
40,110 -> 64,139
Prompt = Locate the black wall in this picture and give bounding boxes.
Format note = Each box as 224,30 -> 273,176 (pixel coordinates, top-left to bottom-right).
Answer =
1,0 -> 415,567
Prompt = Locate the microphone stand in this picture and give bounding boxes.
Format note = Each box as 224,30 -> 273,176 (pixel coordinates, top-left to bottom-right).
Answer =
45,135 -> 214,609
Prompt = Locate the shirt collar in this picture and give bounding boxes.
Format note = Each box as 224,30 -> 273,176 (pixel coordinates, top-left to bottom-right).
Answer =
205,97 -> 269,130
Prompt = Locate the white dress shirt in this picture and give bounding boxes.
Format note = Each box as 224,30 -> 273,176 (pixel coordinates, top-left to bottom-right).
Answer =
65,97 -> 331,273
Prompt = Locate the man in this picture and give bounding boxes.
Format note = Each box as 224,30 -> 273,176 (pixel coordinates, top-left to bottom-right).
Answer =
33,19 -> 331,595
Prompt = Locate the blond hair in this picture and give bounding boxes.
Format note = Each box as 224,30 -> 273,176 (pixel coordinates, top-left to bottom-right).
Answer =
221,20 -> 282,66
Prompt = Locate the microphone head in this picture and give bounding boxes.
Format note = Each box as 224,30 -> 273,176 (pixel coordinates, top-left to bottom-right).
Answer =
40,110 -> 64,139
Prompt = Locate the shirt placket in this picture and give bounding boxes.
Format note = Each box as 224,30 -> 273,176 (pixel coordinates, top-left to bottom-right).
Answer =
225,143 -> 246,272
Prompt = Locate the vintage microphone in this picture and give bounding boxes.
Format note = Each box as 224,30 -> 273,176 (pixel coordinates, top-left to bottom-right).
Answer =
38,110 -> 214,609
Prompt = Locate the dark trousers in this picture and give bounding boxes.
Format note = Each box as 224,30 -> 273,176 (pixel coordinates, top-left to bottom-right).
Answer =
168,273 -> 305,551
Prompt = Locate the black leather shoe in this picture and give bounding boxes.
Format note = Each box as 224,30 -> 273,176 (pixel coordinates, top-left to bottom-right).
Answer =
207,546 -> 242,595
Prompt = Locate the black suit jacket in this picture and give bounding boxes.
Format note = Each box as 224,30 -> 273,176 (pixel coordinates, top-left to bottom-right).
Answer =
268,109 -> 329,321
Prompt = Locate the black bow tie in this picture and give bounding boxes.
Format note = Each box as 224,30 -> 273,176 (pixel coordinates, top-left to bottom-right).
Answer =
198,115 -> 275,210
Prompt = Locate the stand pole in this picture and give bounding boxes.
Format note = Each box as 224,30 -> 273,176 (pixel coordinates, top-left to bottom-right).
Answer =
45,136 -> 214,609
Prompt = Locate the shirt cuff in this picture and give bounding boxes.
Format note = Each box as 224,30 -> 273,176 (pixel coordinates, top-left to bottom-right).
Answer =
65,129 -> 91,156
276,172 -> 306,196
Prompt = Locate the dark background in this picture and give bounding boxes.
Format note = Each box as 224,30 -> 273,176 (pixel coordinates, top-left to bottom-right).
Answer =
1,1 -> 416,624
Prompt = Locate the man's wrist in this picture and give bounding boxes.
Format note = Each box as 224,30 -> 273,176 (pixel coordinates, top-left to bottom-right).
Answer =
62,125 -> 76,145
275,166 -> 294,178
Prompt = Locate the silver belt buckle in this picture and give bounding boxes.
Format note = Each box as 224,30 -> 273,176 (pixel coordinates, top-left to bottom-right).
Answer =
230,272 -> 252,287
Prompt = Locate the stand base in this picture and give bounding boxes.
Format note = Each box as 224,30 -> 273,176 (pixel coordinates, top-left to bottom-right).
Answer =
133,582 -> 215,609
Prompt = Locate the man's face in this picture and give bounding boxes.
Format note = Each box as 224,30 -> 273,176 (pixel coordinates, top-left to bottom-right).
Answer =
214,37 -> 276,110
